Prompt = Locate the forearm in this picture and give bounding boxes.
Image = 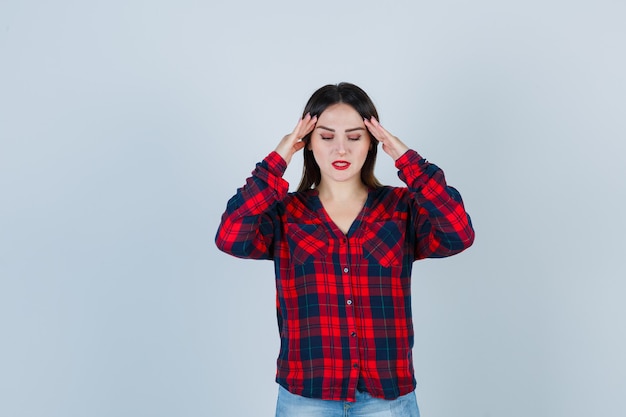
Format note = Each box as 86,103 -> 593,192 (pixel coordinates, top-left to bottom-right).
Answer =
215,152 -> 288,259
397,150 -> 475,258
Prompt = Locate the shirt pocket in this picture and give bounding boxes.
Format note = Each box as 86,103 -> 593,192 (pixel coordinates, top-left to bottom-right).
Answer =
362,220 -> 404,268
286,223 -> 328,265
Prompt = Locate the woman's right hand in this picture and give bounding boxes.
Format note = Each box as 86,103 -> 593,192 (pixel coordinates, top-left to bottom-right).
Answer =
274,113 -> 317,165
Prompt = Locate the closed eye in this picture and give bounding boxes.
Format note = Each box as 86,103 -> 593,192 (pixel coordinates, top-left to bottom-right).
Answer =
348,136 -> 361,141
321,136 -> 333,140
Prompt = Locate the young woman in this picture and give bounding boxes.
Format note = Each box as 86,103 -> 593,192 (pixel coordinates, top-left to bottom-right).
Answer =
215,83 -> 475,416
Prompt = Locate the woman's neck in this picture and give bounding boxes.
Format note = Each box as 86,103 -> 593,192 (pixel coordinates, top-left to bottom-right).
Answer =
316,179 -> 368,203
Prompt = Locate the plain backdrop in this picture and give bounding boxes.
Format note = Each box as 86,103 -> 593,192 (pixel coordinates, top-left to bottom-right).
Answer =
1,1 -> 625,416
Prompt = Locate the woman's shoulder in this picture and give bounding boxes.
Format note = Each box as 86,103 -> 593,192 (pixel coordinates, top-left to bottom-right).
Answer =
281,189 -> 320,220
371,185 -> 409,199
367,185 -> 412,215
285,188 -> 317,201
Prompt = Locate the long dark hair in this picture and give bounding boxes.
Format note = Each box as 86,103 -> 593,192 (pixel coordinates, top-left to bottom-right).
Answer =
296,82 -> 383,192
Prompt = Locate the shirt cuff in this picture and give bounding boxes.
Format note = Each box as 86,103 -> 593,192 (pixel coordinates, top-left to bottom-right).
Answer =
395,149 -> 425,170
265,151 -> 288,177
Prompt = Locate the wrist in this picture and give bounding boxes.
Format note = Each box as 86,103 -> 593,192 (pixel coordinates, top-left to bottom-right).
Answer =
266,151 -> 289,176
274,147 -> 291,165
392,146 -> 410,161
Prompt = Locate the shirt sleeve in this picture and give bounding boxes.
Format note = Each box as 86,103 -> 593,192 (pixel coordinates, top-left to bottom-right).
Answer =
395,149 -> 475,259
215,151 -> 289,260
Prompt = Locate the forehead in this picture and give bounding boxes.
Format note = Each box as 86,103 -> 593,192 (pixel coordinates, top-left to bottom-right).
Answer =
317,103 -> 363,127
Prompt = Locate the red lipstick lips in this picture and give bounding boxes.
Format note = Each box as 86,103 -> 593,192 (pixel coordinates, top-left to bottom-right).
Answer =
332,160 -> 351,170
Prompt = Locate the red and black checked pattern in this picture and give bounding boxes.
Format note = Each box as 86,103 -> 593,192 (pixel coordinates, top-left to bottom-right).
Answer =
216,150 -> 475,402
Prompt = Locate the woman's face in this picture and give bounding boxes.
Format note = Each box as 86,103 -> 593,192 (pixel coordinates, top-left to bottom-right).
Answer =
309,103 -> 371,186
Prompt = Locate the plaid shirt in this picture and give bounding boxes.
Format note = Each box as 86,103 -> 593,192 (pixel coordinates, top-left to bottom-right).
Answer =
215,150 -> 474,401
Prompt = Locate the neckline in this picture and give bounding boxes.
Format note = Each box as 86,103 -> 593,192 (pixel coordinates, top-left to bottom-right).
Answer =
312,189 -> 373,238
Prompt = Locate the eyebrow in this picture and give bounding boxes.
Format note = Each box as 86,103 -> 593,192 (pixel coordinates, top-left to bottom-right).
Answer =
316,126 -> 366,133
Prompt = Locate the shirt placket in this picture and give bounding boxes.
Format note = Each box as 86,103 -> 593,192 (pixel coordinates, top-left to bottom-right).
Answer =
338,233 -> 360,392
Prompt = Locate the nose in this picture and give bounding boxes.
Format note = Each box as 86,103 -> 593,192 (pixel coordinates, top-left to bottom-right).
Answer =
336,139 -> 347,155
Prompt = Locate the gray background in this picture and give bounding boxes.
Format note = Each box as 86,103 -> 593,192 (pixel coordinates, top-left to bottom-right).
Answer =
1,1 -> 625,416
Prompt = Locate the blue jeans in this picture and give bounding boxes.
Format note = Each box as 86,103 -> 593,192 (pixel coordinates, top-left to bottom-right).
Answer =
275,385 -> 420,417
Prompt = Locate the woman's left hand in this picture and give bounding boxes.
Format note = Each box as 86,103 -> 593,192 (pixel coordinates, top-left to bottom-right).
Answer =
364,116 -> 410,161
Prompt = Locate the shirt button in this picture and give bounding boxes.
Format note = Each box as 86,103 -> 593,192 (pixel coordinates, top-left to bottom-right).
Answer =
346,299 -> 353,305
343,267 -> 349,273
351,332 -> 357,337
353,363 -> 359,369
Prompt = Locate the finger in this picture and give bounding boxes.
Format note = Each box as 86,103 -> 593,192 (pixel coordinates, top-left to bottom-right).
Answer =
285,115 -> 310,148
292,114 -> 308,135
302,115 -> 317,136
364,117 -> 386,143
293,141 -> 305,152
369,116 -> 391,137
296,114 -> 317,138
